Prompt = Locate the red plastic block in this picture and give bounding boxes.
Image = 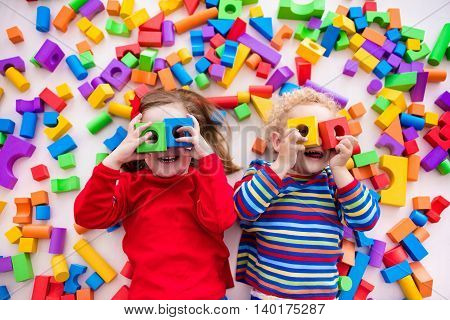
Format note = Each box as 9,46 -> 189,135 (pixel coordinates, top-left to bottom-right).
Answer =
354,279 -> 374,300
227,18 -> 246,41
370,172 -> 390,190
439,112 -> 450,127
207,96 -> 239,109
210,33 -> 225,49
46,278 -> 64,299
403,139 -> 419,156
39,88 -> 67,112
120,261 -> 134,279
139,11 -> 164,31
295,57 -> 311,86
32,275 -> 51,300
426,196 -> 449,223
115,43 -> 140,60
205,47 -> 221,64
138,31 -> 162,47
318,117 -> 350,149
249,85 -> 273,98
337,261 -> 350,276
61,294 -> 76,300
256,61 -> 271,79
31,164 -> 50,181
423,126 -> 450,150
383,245 -> 408,267
362,1 -> 377,14
183,0 -> 200,15
111,285 -> 129,300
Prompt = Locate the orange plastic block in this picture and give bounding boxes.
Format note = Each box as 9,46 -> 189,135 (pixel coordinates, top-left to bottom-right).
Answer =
107,0 -> 121,16
413,227 -> 430,243
76,288 -> 94,300
412,196 -> 431,211
174,7 -> 218,34
348,120 -> 362,136
348,102 -> 366,119
335,5 -> 349,16
157,68 -> 177,91
387,8 -> 401,30
341,239 -> 355,266
22,225 -> 52,239
351,164 -> 378,180
270,25 -> 293,51
362,27 -> 386,46
30,190 -> 49,206
317,117 -> 350,150
387,218 -> 416,243
131,69 -> 157,86
74,223 -> 89,235
166,52 -> 181,67
410,261 -> 433,298
76,40 -> 92,54
52,5 -> 76,32
407,154 -> 420,182
379,155 -> 408,206
251,137 -> 267,155
384,117 -> 404,145
424,68 -> 447,82
6,26 -> 24,43
407,103 -> 425,117
13,198 -> 32,224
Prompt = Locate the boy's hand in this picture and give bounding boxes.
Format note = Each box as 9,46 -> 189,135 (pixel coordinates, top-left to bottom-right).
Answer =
175,114 -> 213,159
329,135 -> 358,169
271,129 -> 307,179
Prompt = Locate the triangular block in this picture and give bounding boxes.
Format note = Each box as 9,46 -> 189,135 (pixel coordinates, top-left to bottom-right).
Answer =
139,11 -> 165,31
183,0 -> 199,15
384,116 -> 404,145
208,19 -> 234,37
249,17 -> 273,40
251,95 -> 273,123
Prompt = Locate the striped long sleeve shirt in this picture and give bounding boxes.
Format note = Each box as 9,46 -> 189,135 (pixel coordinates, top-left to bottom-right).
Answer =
234,160 -> 380,300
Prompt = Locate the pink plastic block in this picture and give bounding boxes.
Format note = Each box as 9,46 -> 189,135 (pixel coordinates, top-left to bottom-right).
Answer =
410,72 -> 428,102
161,20 -> 175,46
420,146 -> 447,172
435,91 -> 450,112
369,240 -> 386,268
100,59 -> 131,91
375,133 -> 405,156
0,56 -> 25,75
34,39 -> 65,72
265,66 -> 294,92
367,79 -> 382,95
343,59 -> 358,77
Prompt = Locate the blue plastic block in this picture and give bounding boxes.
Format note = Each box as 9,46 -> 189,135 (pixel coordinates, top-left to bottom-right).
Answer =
339,252 -> 370,300
35,205 -> 51,220
36,6 -> 51,33
373,60 -> 393,79
0,119 -> 15,134
393,41 -> 406,57
380,260 -> 412,283
386,28 -> 401,43
64,264 -> 87,294
205,0 -> 219,8
190,30 -> 204,56
0,285 -> 10,300
400,113 -> 425,130
348,7 -> 363,19
321,25 -> 340,57
354,16 -> 368,33
221,40 -> 238,67
354,231 -> 374,247
103,126 -> 127,151
409,210 -> 428,227
369,189 -> 381,202
401,233 -> 428,261
43,112 -> 59,127
86,272 -> 105,291
249,17 -> 273,40
19,112 -> 37,139
164,117 -> 194,148
279,82 -> 300,96
66,55 -> 88,80
170,63 -> 193,86
195,57 -> 211,73
47,134 -> 77,159
107,222 -> 121,232
207,19 -> 233,36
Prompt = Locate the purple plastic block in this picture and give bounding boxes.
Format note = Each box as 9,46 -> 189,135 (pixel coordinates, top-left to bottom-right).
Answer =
78,82 -> 94,100
0,56 -> 26,75
421,146 -> 447,172
398,61 -> 412,73
237,32 -> 281,67
209,64 -> 226,81
367,78 -> 382,95
343,226 -> 353,239
382,39 -> 396,55
307,17 -> 322,29
34,39 -> 65,72
153,58 -> 166,72
161,20 -> 175,46
16,98 -> 44,114
411,61 -> 424,72
304,80 -> 348,107
375,133 -> 405,156
362,40 -> 385,60
410,72 -> 428,102
386,53 -> 402,69
434,91 -> 450,111
402,127 -> 419,141
48,227 -> 67,254
79,0 -> 105,20
202,25 -> 215,42
343,59 -> 358,77
100,59 -> 131,91
369,240 -> 386,268
266,66 -> 294,92
0,256 -> 13,272
0,135 -> 36,189
91,76 -> 105,89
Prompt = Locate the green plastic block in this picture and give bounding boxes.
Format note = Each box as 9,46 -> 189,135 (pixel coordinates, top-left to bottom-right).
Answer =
428,23 -> 450,66
372,96 -> 391,114
365,11 -> 390,28
58,152 -> 76,170
404,43 -> 430,62
278,0 -> 325,21
96,152 -> 109,165
195,73 -> 210,90
139,49 -> 158,71
437,158 -> 450,175
136,122 -> 167,153
30,55 -> 41,68
11,253 -> 34,282
218,0 -> 243,20
0,132 -> 6,146
51,176 -> 81,193
401,26 -> 425,41
86,111 -> 113,134
385,72 -> 418,91
353,150 -> 379,167
320,11 -> 338,30
335,31 -> 349,51
446,46 -> 450,60
105,18 -> 130,37
79,51 -> 95,69
215,44 -> 225,58
234,103 -> 251,121
239,0 -> 258,5
338,275 -> 352,291
121,52 -> 139,68
294,23 -> 320,42
68,0 -> 89,13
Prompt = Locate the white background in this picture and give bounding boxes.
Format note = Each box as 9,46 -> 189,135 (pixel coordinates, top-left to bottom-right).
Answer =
0,0 -> 449,300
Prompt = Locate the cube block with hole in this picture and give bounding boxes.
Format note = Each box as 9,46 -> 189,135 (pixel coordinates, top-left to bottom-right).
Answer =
318,117 -> 350,150
135,122 -> 167,153
287,116 -> 319,147
163,118 -> 194,148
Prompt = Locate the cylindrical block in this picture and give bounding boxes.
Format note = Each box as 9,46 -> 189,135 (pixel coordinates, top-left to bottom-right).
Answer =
51,254 -> 69,282
398,275 -> 423,300
162,20 -> 175,46
48,227 -> 66,254
170,63 -> 193,86
22,224 -> 52,239
66,55 -> 88,80
428,23 -> 450,66
73,239 -> 117,283
367,78 -> 383,95
424,68 -> 447,82
409,210 -> 428,227
36,6 -> 51,32
5,67 -> 30,92
86,111 -> 113,134
91,76 -> 105,89
108,102 -> 132,119
177,48 -> 192,64
19,112 -> 38,139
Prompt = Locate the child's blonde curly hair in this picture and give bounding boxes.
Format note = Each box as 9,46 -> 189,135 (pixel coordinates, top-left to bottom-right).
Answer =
265,87 -> 339,142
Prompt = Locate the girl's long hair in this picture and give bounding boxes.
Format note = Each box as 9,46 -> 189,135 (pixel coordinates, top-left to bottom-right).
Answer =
122,88 -> 240,174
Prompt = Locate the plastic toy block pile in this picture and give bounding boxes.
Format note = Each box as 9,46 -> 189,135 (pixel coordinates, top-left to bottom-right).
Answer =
0,0 -> 449,300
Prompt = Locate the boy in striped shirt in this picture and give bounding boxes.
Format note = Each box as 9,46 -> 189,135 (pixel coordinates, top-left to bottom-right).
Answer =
234,88 -> 380,300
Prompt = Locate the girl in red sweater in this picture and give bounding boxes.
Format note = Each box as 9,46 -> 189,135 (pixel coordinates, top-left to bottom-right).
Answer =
74,89 -> 239,299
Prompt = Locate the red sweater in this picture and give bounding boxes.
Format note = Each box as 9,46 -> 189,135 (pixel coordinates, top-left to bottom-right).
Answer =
74,154 -> 236,299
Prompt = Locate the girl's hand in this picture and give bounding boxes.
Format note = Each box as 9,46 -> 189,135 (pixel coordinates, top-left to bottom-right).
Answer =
175,114 -> 213,159
329,135 -> 358,169
271,129 -> 307,179
103,113 -> 153,170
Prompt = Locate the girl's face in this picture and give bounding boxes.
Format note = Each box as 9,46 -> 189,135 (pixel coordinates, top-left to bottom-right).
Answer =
141,103 -> 192,178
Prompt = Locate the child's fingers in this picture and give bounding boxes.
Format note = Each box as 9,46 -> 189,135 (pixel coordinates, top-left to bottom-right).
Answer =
137,131 -> 152,144
177,126 -> 195,136
187,114 -> 200,131
296,144 -> 306,153
336,135 -> 358,146
128,113 -> 142,131
175,136 -> 193,144
135,121 -> 153,136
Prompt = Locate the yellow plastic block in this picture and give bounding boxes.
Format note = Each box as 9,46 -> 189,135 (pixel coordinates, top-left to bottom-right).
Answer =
0,201 -> 6,214
85,25 -> 104,44
43,115 -> 72,141
73,239 -> 117,283
250,95 -> 273,123
18,237 -> 38,253
296,38 -> 326,64
0,87 -> 3,99
338,109 -> 352,120
333,15 -> 355,34
108,101 -> 132,119
56,83 -> 73,100
375,104 -> 401,130
5,226 -> 22,244
349,33 -> 365,51
353,48 -> 379,73
346,158 -> 355,170
5,67 -> 30,92
377,88 -> 406,111
120,0 -> 134,19
287,116 -> 319,147
159,0 -> 183,15
424,112 -> 438,127
237,91 -> 250,103
218,44 -> 251,89
51,254 -> 70,282
123,90 -> 135,105
398,275 -> 423,300
76,17 -> 92,33
177,48 -> 192,65
249,5 -> 263,18
88,84 -> 114,108
123,8 -> 149,30
181,85 -> 190,90
379,155 -> 408,207
406,38 -> 421,51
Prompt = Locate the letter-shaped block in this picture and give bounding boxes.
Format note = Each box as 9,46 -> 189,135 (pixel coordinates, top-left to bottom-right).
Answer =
381,260 -> 412,283
136,122 -> 167,153
339,252 -> 370,300
51,177 -> 80,193
318,117 -> 350,150
287,116 -> 319,147
47,134 -> 77,159
378,155 -> 407,206
87,84 -> 114,109
163,118 -> 194,148
271,24 -> 293,51
104,126 -> 127,151
64,264 -> 87,294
